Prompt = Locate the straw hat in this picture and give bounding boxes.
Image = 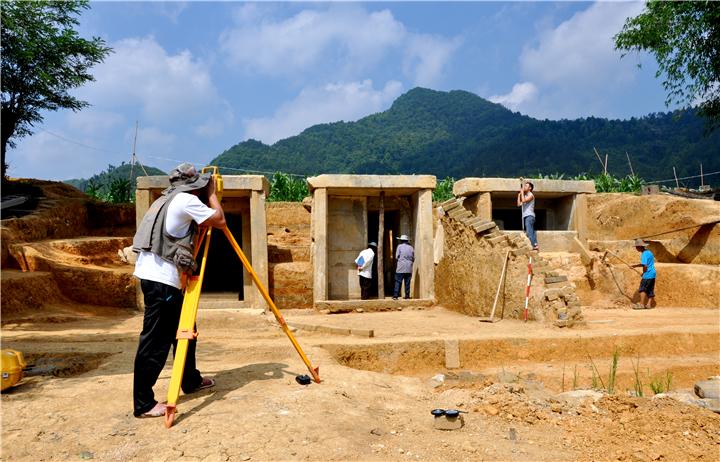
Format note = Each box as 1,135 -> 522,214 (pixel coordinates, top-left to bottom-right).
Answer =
633,239 -> 648,247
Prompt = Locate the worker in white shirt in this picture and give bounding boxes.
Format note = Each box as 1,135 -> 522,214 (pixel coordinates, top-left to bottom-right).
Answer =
356,242 -> 377,300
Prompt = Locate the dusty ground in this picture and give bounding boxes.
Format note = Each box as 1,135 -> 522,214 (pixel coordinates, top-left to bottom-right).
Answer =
2,305 -> 718,461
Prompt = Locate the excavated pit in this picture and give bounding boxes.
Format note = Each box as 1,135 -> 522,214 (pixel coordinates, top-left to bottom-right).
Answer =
323,330 -> 720,393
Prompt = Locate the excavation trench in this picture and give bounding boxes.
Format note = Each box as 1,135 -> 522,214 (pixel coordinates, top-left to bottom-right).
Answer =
322,332 -> 720,393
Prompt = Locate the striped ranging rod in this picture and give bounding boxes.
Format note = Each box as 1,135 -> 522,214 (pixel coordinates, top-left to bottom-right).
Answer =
524,256 -> 533,322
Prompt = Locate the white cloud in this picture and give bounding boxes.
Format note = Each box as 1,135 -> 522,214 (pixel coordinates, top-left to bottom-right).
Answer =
497,1 -> 647,118
520,1 -> 644,88
244,80 -> 403,144
404,34 -> 463,87
77,36 -> 230,131
220,6 -> 459,86
489,82 -> 538,111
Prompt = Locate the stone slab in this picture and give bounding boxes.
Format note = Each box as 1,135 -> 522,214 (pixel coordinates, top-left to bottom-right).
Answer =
695,379 -> 720,400
444,339 -> 460,369
433,415 -> 464,430
473,221 -> 497,234
453,178 -> 595,197
307,174 -> 436,191
137,174 -> 269,194
544,276 -> 569,284
314,298 -> 435,313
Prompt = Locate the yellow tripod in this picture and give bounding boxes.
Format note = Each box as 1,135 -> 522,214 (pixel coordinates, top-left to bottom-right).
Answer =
164,167 -> 321,428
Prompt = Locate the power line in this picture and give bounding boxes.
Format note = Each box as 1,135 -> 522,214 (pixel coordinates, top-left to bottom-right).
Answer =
40,128 -> 126,155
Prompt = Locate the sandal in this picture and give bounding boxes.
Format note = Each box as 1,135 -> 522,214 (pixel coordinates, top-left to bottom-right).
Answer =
190,377 -> 215,393
632,303 -> 646,310
138,402 -> 167,418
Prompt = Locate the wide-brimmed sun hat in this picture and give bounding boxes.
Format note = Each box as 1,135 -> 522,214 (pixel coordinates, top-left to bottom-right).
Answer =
397,234 -> 410,241
167,163 -> 212,192
633,239 -> 649,247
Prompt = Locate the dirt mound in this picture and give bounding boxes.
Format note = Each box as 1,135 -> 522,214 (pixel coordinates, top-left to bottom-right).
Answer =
0,270 -> 68,317
1,179 -> 134,268
459,382 -> 720,461
584,193 -> 720,264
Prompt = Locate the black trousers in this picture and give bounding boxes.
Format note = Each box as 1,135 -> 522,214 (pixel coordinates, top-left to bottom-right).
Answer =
359,276 -> 372,300
133,279 -> 203,416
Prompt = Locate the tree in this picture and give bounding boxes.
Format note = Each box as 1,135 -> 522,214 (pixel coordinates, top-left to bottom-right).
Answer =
1,0 -> 111,178
615,1 -> 720,131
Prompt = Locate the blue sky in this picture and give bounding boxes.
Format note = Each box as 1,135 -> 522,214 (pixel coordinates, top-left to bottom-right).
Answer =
8,1 -> 670,180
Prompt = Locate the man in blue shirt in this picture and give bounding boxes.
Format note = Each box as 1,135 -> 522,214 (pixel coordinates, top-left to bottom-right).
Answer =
632,239 -> 656,310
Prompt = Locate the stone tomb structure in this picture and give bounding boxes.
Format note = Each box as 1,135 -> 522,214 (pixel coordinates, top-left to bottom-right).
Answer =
453,178 -> 596,251
135,175 -> 270,308
308,175 -> 436,310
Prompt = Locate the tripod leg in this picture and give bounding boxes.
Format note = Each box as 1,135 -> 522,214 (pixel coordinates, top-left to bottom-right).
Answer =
222,226 -> 321,383
165,228 -> 212,428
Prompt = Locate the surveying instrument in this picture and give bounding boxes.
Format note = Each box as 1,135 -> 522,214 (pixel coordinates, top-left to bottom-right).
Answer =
163,166 -> 321,428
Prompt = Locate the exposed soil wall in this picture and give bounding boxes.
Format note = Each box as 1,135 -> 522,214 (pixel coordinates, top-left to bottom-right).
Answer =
435,217 -> 544,320
1,180 -> 134,268
583,193 -> 720,264
266,202 -> 313,308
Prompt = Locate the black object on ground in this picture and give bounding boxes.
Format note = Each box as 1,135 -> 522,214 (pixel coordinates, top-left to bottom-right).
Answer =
295,374 -> 312,385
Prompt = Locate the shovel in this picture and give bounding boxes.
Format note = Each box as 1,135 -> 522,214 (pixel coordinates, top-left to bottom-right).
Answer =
479,250 -> 510,323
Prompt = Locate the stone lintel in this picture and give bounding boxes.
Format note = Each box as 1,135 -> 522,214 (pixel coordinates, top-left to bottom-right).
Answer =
137,175 -> 269,195
453,178 -> 596,197
307,174 -> 436,192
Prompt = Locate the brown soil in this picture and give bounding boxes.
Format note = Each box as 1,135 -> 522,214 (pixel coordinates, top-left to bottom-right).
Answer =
1,179 -> 134,268
2,307 -> 718,461
435,217 -> 542,319
584,193 -> 720,264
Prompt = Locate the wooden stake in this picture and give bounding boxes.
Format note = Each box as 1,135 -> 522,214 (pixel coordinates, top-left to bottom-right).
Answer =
673,167 -> 679,188
377,191 -> 385,299
604,154 -> 608,175
593,147 -> 605,173
700,163 -> 704,187
626,152 -> 635,176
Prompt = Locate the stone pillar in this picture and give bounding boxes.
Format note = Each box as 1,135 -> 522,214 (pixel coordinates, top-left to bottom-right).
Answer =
574,193 -> 588,244
241,209 -> 253,306
135,189 -> 151,227
250,190 -> 268,309
414,189 -> 435,300
377,192 -> 385,299
312,188 -> 328,303
400,199 -> 412,237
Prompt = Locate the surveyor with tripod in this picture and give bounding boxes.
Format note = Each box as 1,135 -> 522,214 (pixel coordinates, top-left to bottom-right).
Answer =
131,163 -> 226,418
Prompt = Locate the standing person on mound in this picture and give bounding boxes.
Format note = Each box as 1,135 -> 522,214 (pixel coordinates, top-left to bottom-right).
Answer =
393,235 -> 414,300
631,239 -> 656,310
131,163 -> 226,418
517,180 -> 538,251
356,242 -> 377,300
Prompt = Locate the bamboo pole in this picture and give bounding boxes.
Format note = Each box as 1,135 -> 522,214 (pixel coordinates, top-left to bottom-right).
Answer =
626,152 -> 635,176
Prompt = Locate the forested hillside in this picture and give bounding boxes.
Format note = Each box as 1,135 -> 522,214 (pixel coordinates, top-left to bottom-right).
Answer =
212,88 -> 719,185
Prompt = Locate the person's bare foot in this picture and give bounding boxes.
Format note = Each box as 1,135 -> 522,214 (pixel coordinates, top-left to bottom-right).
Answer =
138,402 -> 167,418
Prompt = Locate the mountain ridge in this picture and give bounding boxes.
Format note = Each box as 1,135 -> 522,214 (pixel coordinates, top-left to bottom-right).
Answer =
211,88 -> 720,185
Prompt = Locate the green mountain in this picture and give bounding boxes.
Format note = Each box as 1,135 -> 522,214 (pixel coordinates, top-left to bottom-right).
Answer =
66,162 -> 166,194
212,87 -> 720,186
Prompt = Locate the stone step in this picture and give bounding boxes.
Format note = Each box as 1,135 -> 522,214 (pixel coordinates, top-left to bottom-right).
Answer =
545,275 -> 569,284
473,221 -> 497,234
486,235 -> 508,246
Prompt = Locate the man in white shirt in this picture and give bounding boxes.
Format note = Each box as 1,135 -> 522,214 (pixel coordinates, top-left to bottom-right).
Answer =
517,181 -> 538,251
132,163 -> 226,418
356,242 -> 377,300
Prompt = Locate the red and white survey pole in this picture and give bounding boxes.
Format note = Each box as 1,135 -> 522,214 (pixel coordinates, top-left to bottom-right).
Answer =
524,256 -> 533,322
